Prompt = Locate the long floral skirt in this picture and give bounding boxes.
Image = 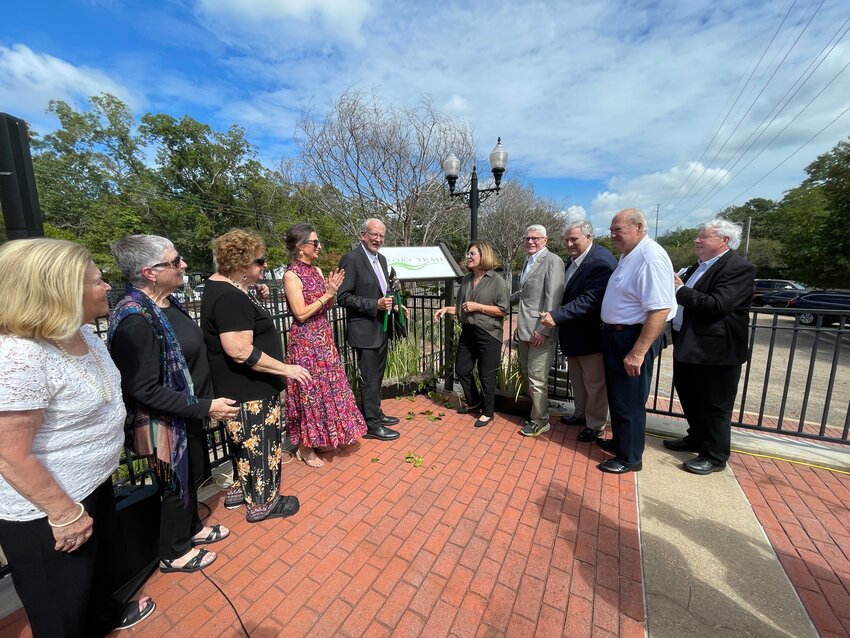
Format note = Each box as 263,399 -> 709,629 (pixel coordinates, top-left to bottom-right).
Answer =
224,393 -> 285,519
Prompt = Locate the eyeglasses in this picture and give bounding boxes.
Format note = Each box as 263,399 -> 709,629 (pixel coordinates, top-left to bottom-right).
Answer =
365,231 -> 385,240
301,239 -> 321,248
151,255 -> 183,269
254,257 -> 267,267
466,251 -> 479,257
524,236 -> 546,243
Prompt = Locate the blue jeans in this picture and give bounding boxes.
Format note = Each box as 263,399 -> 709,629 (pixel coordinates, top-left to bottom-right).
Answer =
602,325 -> 662,466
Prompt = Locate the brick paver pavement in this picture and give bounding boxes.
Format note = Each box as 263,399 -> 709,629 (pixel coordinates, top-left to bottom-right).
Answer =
4,396 -> 850,636
731,453 -> 850,638
0,395 -> 645,637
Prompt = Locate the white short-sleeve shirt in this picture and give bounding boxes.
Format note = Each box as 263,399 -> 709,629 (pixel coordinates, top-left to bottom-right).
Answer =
0,325 -> 125,521
601,236 -> 677,325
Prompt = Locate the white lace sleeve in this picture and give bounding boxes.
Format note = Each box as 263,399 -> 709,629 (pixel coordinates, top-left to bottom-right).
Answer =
0,336 -> 49,411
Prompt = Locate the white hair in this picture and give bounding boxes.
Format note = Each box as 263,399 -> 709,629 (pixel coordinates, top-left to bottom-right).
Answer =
703,218 -> 742,250
526,224 -> 547,237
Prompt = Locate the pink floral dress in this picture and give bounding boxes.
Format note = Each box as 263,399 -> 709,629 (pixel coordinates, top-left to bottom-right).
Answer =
284,260 -> 367,448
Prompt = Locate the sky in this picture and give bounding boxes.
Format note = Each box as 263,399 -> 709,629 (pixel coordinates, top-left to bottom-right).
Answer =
2,0 -> 849,237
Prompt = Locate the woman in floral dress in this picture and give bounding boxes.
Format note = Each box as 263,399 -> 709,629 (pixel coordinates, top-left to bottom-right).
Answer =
283,224 -> 367,467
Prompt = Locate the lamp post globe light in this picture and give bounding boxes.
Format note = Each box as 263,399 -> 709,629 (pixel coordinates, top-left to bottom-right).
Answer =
442,138 -> 508,241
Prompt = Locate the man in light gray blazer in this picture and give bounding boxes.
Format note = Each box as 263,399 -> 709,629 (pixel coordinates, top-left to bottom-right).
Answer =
511,224 -> 565,437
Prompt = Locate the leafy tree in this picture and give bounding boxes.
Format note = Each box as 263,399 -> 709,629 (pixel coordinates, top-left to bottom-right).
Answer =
718,198 -> 780,241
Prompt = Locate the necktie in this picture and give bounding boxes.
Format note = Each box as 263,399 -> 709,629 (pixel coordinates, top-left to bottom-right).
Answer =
372,256 -> 387,296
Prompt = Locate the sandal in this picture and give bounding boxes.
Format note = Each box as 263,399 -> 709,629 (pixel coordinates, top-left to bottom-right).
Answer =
267,495 -> 300,520
191,524 -> 230,546
295,448 -> 325,468
159,548 -> 216,573
116,597 -> 155,630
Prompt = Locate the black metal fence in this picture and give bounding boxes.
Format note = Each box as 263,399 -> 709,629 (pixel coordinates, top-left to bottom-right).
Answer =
519,308 -> 849,444
102,288 -> 850,488
97,282 -> 450,488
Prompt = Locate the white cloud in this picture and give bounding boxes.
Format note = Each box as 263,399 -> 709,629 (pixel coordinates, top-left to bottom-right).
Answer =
0,44 -> 140,129
195,0 -> 375,49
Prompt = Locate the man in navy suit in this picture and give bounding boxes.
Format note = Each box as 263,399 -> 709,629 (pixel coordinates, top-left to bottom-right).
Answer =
337,218 -> 403,441
540,220 -> 618,442
665,218 -> 755,474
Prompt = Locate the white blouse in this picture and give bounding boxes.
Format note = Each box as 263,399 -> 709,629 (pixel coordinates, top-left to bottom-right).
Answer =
0,326 -> 125,521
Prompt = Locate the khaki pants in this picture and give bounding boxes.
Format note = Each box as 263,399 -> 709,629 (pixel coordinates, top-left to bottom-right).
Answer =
568,352 -> 609,431
516,339 -> 556,425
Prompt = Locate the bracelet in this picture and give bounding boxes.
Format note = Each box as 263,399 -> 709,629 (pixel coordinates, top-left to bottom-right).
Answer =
48,502 -> 85,528
245,346 -> 262,367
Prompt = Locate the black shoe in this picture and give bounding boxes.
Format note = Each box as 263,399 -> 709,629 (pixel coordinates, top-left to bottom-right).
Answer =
380,415 -> 400,426
363,425 -> 400,441
474,415 -> 493,428
663,437 -> 701,452
596,438 -> 616,453
576,427 -> 601,442
598,459 -> 642,474
457,403 -> 481,415
683,457 -> 726,475
560,414 -> 586,426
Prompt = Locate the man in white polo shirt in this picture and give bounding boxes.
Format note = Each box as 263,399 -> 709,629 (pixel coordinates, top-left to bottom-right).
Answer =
597,208 -> 676,474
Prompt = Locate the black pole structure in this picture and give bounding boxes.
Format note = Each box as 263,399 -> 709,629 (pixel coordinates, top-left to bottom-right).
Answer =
442,138 -> 508,243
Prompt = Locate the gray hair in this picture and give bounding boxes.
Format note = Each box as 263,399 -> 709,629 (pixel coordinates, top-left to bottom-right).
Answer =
565,219 -> 593,236
360,218 -> 385,233
703,218 -> 742,250
526,224 -> 547,237
110,235 -> 174,286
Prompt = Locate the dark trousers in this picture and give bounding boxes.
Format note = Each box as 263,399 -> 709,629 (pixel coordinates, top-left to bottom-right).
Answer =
355,339 -> 388,425
159,418 -> 205,560
673,359 -> 741,465
602,325 -> 662,466
455,324 -> 502,417
0,480 -> 125,638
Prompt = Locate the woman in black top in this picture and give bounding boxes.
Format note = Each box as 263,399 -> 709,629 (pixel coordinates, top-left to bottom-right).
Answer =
435,242 -> 509,428
201,229 -> 310,523
108,235 -> 240,573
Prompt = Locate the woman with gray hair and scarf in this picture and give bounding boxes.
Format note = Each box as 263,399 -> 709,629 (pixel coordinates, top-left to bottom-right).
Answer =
107,235 -> 240,573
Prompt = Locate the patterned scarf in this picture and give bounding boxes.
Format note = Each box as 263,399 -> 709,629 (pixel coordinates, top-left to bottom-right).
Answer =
107,284 -> 197,506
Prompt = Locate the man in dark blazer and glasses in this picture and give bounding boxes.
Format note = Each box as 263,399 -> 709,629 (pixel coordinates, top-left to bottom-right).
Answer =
337,218 -> 404,441
666,218 -> 755,474
540,219 -> 617,442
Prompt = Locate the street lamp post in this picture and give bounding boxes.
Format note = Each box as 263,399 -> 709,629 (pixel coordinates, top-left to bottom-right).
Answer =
442,138 -> 508,241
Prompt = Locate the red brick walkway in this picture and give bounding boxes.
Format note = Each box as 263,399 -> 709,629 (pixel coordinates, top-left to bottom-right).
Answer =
731,453 -> 850,638
1,395 -> 645,637
6,397 -> 850,636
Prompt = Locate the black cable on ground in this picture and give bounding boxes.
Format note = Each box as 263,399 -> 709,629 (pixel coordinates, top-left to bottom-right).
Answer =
202,571 -> 251,638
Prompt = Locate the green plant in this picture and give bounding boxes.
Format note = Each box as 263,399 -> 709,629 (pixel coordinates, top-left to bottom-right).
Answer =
385,334 -> 421,382
404,451 -> 424,467
497,352 -> 527,400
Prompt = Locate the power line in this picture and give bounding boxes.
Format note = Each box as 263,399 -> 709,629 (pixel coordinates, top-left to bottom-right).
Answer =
660,0 -> 801,214
667,5 -> 844,221
716,103 -> 850,211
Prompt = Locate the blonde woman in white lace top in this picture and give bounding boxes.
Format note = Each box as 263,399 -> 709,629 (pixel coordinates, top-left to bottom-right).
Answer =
0,238 -> 155,637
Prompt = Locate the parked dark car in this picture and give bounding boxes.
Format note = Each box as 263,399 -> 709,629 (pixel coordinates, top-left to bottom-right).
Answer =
757,289 -> 807,308
752,279 -> 809,307
786,292 -> 850,326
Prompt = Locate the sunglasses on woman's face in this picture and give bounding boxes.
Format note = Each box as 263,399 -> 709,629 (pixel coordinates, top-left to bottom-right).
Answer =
151,254 -> 183,269
254,257 -> 267,267
301,239 -> 321,248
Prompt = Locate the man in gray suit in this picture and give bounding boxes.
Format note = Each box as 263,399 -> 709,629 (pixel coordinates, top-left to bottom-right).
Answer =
511,224 -> 565,437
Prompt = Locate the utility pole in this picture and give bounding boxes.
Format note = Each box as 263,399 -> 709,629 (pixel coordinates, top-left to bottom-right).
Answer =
654,204 -> 660,239
743,216 -> 752,259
